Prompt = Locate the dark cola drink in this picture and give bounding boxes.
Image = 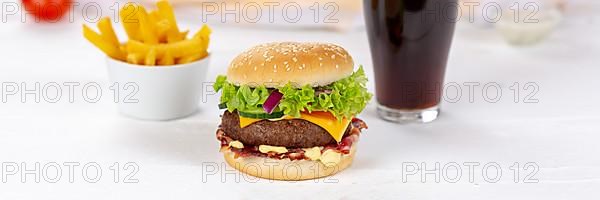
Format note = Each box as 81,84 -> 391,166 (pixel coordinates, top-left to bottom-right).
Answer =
364,0 -> 457,123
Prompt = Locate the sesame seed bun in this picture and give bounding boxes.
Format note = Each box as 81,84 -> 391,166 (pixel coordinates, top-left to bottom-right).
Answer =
227,42 -> 354,88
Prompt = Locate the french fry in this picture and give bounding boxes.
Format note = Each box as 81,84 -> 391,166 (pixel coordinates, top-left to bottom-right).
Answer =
145,47 -> 157,66
126,38 -> 203,58
125,40 -> 149,57
97,17 -> 120,47
119,44 -> 126,55
156,0 -> 179,32
126,53 -> 143,65
137,6 -> 159,44
83,24 -> 125,60
198,37 -> 209,53
149,10 -> 162,24
167,38 -> 204,58
166,30 -> 181,43
157,0 -> 184,43
194,24 -> 211,50
194,24 -> 212,39
165,29 -> 189,45
119,3 -> 142,41
149,10 -> 169,43
177,51 -> 207,64
158,51 -> 175,66
179,30 -> 189,40
124,40 -> 150,56
155,19 -> 171,43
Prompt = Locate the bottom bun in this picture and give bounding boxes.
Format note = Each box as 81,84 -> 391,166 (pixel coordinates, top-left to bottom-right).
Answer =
223,148 -> 356,181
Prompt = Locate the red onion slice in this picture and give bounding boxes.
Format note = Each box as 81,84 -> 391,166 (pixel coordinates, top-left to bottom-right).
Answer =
263,90 -> 283,114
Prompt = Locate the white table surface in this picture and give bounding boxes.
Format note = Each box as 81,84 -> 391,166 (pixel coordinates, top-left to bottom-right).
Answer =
1,2 -> 599,199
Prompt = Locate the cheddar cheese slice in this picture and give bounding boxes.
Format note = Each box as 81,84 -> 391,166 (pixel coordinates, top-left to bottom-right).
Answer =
238,112 -> 351,142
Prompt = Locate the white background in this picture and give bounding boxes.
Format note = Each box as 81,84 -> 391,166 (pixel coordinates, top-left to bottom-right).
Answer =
0,0 -> 599,199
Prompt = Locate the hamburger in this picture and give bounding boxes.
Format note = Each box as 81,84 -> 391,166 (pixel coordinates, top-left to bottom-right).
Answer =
213,42 -> 372,180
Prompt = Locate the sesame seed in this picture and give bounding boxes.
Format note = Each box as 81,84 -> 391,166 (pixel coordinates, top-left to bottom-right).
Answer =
331,55 -> 336,59
336,65 -> 339,69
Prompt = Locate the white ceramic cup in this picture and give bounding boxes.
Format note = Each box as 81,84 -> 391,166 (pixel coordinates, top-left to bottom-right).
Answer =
106,55 -> 210,121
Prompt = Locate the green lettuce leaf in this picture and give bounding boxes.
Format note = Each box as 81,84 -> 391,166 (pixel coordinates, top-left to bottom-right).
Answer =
214,75 -> 272,113
213,66 -> 372,120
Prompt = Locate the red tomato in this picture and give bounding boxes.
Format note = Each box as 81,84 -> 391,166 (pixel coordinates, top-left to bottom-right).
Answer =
22,0 -> 71,22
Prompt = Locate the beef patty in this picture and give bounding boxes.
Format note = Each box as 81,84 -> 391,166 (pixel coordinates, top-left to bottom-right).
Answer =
220,111 -> 351,148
